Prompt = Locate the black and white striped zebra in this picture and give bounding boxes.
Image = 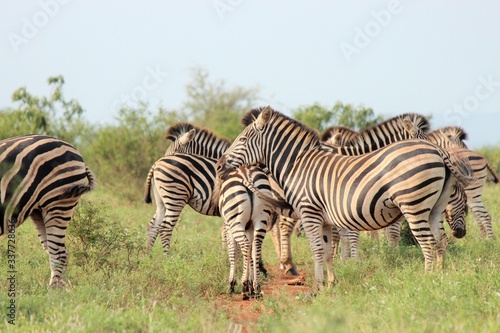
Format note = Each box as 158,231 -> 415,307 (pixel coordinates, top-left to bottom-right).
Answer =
144,124 -> 230,253
218,106 -> 473,289
291,114 -> 430,259
213,163 -> 294,299
1,135 -> 96,287
320,114 -> 431,258
427,126 -> 499,238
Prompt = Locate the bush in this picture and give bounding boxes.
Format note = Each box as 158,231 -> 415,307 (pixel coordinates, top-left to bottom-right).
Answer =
67,199 -> 144,275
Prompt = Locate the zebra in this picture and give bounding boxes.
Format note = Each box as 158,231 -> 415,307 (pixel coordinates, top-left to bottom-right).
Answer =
320,115 -> 431,258
144,123 -> 295,298
427,126 -> 499,238
143,125 -> 230,253
242,111 -> 432,267
1,134 -> 96,287
290,114 -> 431,260
217,106 -> 473,289
213,163 -> 294,299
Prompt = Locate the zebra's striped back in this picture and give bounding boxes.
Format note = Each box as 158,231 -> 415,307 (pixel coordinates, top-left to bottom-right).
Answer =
427,126 -> 469,149
164,122 -> 231,158
0,134 -> 95,286
322,113 -> 430,154
219,106 -> 473,287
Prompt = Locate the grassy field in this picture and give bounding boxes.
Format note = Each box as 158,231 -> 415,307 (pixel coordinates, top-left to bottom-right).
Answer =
2,181 -> 500,332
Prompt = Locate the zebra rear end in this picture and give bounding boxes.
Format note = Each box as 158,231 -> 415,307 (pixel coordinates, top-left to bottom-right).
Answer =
1,135 -> 95,287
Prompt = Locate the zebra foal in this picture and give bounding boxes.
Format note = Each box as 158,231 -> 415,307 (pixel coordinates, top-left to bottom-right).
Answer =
218,106 -> 473,289
1,135 -> 95,287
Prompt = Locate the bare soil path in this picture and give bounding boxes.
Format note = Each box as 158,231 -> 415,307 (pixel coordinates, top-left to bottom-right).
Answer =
217,266 -> 310,333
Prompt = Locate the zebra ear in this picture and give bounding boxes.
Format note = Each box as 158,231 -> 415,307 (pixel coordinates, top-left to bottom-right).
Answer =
331,133 -> 342,146
179,129 -> 196,145
256,105 -> 272,130
402,118 -> 416,137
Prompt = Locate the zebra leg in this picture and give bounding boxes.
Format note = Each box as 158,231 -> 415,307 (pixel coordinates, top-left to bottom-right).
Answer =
302,218 -> 326,291
331,225 -> 340,258
221,223 -> 228,251
406,218 -> 436,272
339,228 -> 351,259
240,232 -> 253,300
146,214 -> 159,252
322,224 -> 336,288
269,220 -> 282,269
385,219 -> 403,247
468,199 -> 494,239
31,210 -> 48,252
44,204 -> 77,287
429,217 -> 448,270
279,216 -> 299,276
158,208 -> 183,255
252,223 -> 267,298
347,230 -> 360,259
226,224 -> 238,294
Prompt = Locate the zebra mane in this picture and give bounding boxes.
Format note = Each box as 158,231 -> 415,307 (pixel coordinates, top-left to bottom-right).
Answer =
165,122 -> 196,141
243,106 -> 321,142
241,106 -> 267,127
350,113 -> 430,145
165,122 -> 232,158
320,126 -> 357,143
432,126 -> 469,142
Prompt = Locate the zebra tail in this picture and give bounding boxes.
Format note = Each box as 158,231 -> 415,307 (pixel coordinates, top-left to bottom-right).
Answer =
60,166 -> 96,199
486,160 -> 500,183
242,179 -> 295,217
144,165 -> 155,204
443,149 -> 475,187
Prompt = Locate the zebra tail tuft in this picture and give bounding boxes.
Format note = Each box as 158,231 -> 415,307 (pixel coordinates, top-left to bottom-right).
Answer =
144,166 -> 155,204
486,160 -> 500,183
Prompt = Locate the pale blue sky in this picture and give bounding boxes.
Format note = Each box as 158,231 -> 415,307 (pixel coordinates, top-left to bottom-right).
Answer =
1,1 -> 499,148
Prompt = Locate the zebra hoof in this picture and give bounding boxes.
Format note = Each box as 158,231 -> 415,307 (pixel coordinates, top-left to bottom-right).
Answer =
259,263 -> 268,278
285,267 -> 299,276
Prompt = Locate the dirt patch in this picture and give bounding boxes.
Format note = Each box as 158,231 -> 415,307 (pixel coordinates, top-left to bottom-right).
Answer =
217,266 -> 310,333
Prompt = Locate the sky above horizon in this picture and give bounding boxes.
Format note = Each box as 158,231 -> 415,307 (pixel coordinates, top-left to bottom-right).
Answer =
1,1 -> 499,149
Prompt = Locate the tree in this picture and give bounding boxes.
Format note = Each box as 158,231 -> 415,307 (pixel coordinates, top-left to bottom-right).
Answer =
0,75 -> 85,142
182,68 -> 260,139
292,101 -> 383,132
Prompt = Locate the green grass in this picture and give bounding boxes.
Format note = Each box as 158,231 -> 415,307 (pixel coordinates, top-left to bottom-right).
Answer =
2,183 -> 500,332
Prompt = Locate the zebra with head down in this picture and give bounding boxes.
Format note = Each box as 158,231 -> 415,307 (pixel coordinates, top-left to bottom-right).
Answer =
427,126 -> 499,239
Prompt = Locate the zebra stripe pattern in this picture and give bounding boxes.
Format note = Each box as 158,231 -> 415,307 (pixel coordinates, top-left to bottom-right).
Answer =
428,126 -> 499,238
218,106 -> 473,289
1,135 -> 95,287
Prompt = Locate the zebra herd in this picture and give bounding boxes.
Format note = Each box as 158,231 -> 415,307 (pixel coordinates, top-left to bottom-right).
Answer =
1,107 -> 498,297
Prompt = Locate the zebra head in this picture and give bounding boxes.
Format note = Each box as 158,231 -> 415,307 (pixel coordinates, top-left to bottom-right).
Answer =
399,113 -> 430,140
164,128 -> 196,155
217,106 -> 271,173
445,182 -> 468,239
